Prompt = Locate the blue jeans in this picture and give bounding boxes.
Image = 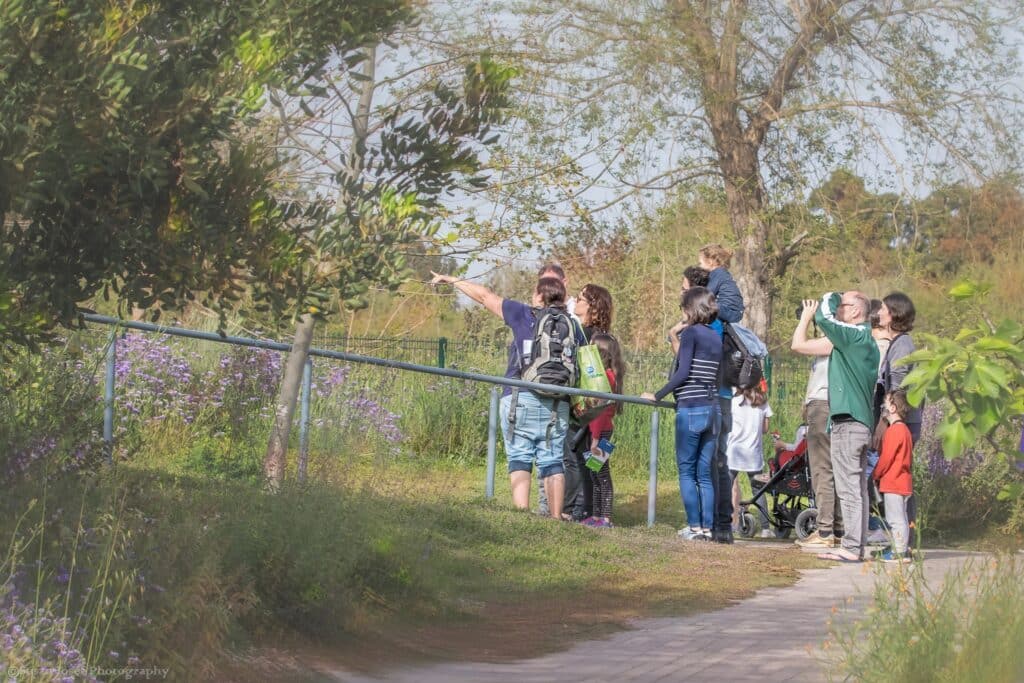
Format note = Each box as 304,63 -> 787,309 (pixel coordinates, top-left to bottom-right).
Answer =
500,391 -> 568,477
675,404 -> 719,530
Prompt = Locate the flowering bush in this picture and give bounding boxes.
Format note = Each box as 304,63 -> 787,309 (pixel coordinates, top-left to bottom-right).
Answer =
1,583 -> 99,683
914,402 -> 1022,542
1,493 -> 143,683
1,339 -> 106,484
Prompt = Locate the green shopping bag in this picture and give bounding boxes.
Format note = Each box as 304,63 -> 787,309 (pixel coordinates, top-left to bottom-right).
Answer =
571,343 -> 612,425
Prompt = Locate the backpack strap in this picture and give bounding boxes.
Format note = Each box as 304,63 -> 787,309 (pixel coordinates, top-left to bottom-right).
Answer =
881,332 -> 905,392
545,398 -> 560,450
506,387 -> 519,444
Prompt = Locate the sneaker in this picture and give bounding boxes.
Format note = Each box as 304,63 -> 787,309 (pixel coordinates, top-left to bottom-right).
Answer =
580,517 -> 600,527
590,519 -> 613,529
758,529 -> 774,538
865,528 -> 890,545
678,527 -> 708,541
713,528 -> 734,544
878,548 -> 912,563
796,532 -> 839,548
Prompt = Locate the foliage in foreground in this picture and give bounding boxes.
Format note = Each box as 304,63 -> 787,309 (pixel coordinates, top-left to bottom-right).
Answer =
832,555 -> 1024,683
0,0 -> 419,351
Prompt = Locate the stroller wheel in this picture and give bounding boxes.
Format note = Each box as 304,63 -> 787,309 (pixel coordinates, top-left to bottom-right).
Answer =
795,508 -> 819,540
738,512 -> 759,538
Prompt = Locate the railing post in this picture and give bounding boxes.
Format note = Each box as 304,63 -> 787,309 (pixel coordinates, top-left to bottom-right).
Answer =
485,386 -> 499,499
647,408 -> 660,527
437,337 -> 447,368
103,331 -> 117,464
764,354 -> 773,396
297,357 -> 313,484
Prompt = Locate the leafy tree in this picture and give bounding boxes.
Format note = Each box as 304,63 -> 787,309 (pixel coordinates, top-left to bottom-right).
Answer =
261,47 -> 516,486
456,0 -> 1023,338
902,281 -> 1024,500
0,0 -> 416,355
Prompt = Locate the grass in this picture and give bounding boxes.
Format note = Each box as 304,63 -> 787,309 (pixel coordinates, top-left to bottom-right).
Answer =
229,459 -> 822,678
1,459 -> 821,680
831,555 -> 1024,682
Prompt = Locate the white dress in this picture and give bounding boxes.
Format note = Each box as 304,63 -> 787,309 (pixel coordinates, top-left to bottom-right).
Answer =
726,395 -> 773,472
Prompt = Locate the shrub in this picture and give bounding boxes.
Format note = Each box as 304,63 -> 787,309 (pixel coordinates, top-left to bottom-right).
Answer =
832,555 -> 1024,682
0,337 -> 106,484
913,402 -> 1022,543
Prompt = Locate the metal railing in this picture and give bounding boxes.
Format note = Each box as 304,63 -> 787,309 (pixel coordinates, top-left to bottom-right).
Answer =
314,335 -> 474,368
84,314 -> 675,526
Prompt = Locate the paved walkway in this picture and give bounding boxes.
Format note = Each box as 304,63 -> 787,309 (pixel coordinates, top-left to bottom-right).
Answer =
311,548 -> 985,683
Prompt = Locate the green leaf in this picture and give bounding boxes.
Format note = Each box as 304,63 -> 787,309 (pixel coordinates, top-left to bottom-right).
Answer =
948,281 -> 978,299
997,481 -> 1023,502
936,419 -> 973,460
972,360 -> 1009,398
973,337 -> 1018,353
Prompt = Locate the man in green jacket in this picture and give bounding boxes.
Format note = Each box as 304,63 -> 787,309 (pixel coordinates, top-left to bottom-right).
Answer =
812,291 -> 879,562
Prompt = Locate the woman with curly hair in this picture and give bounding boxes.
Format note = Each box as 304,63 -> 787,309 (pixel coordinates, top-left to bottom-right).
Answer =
561,283 -> 618,521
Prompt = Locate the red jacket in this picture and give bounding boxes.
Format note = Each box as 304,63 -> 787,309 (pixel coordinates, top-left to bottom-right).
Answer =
589,369 -> 617,440
874,421 -> 913,495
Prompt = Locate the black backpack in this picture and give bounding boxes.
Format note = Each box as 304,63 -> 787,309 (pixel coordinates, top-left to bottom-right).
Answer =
720,322 -> 764,390
520,306 -> 579,396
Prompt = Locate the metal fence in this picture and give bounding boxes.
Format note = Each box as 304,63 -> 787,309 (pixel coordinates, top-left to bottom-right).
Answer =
84,315 -> 674,526
315,334 -> 809,420
80,317 -> 813,527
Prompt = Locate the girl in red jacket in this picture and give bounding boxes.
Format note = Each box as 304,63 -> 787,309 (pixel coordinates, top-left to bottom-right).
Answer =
582,333 -> 625,528
873,390 -> 914,562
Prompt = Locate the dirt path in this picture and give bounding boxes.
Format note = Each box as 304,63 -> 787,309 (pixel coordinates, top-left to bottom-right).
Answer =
302,548 -> 984,683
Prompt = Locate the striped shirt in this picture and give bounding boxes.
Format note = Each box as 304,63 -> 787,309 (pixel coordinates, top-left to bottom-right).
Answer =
656,324 -> 723,407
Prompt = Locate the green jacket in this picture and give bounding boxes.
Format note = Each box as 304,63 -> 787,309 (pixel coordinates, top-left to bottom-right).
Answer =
814,292 -> 879,428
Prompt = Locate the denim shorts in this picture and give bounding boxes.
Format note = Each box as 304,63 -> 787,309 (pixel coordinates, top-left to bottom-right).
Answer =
500,391 -> 568,477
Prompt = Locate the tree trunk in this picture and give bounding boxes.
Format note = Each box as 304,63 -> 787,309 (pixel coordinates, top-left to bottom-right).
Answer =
263,47 -> 376,490
263,314 -> 316,489
716,137 -> 773,343
732,229 -> 772,343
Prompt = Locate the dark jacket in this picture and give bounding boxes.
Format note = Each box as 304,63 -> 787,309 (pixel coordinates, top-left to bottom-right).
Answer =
656,324 -> 723,407
707,268 -> 744,323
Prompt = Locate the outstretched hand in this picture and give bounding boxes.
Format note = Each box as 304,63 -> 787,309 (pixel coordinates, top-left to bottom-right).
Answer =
430,271 -> 456,286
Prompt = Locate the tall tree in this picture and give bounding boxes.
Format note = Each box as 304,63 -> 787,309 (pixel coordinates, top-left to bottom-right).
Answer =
261,41 -> 516,487
456,0 -> 1023,338
0,0 -> 416,354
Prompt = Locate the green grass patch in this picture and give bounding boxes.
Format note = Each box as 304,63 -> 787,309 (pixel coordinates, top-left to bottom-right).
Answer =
2,463 -> 819,678
832,555 -> 1024,682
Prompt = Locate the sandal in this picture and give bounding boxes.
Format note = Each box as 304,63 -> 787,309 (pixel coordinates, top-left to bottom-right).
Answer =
817,550 -> 862,563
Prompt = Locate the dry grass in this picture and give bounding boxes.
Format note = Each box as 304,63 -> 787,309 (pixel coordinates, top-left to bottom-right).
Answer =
228,461 -> 821,679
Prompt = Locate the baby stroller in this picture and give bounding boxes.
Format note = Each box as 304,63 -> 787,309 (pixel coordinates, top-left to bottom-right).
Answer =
737,436 -> 818,540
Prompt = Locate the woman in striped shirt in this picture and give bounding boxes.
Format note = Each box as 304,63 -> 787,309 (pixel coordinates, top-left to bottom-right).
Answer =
643,287 -> 723,540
